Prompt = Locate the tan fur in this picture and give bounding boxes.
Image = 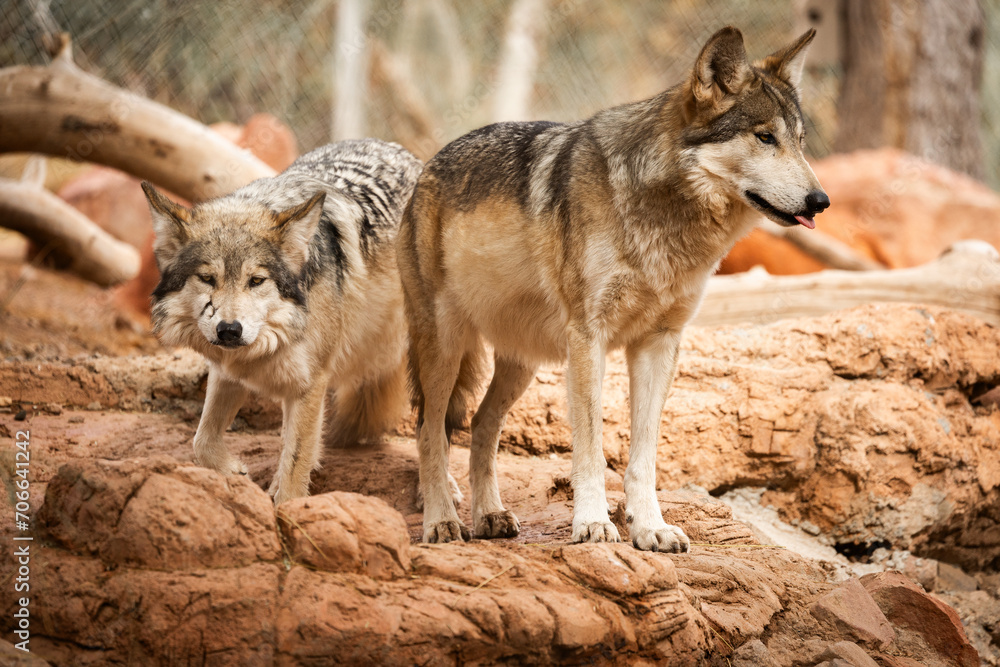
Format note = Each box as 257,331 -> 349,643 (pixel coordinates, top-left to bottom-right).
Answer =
398,28 -> 827,549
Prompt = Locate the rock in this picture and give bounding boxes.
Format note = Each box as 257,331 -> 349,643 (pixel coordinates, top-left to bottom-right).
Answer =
0,639 -> 52,665
38,457 -> 281,569
861,571 -> 980,667
934,590 -> 1000,666
731,638 -> 782,667
809,578 -> 896,650
277,492 -> 411,579
211,113 -> 297,171
810,149 -> 1000,269
934,562 -> 979,593
872,655 -> 929,667
817,641 -> 881,667
56,166 -> 162,319
16,457 -> 722,665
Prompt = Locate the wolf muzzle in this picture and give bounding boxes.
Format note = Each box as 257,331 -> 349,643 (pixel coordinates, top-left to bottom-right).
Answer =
215,320 -> 244,347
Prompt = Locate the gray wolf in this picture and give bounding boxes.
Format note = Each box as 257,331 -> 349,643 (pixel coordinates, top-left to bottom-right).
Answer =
142,139 -> 422,504
397,27 -> 829,550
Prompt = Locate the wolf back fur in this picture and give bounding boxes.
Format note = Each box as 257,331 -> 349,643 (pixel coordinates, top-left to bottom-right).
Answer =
397,27 -> 828,549
144,139 -> 422,503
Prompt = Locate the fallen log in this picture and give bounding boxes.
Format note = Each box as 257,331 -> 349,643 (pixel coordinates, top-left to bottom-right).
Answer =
0,35 -> 275,202
763,223 -> 886,272
0,177 -> 140,286
695,239 -> 1000,327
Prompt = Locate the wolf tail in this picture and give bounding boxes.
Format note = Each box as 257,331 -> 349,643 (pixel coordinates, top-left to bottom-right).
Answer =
327,362 -> 409,448
407,333 -> 485,443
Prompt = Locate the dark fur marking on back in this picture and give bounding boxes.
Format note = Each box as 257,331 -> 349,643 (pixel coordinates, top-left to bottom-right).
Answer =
268,207 -> 348,307
545,125 -> 581,214
303,209 -> 347,290
431,121 -> 562,211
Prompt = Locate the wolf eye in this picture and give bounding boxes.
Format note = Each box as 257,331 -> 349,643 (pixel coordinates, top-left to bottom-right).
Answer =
755,132 -> 776,145
248,276 -> 266,288
198,274 -> 215,286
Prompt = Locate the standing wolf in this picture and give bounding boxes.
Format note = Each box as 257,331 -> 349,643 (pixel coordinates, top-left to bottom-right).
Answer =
398,27 -> 829,550
143,140 -> 422,504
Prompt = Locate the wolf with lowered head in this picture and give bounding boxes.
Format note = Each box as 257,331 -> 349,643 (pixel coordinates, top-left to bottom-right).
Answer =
398,27 -> 829,550
143,139 -> 422,504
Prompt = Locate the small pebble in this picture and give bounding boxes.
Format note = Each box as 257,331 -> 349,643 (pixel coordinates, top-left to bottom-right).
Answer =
14,409 -> 27,421
68,416 -> 85,424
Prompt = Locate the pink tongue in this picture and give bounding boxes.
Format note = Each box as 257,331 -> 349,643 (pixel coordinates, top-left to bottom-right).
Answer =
794,215 -> 816,229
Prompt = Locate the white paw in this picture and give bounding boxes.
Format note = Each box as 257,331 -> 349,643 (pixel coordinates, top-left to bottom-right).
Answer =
221,457 -> 248,476
196,453 -> 248,476
269,478 -> 307,506
448,472 -> 465,507
630,523 -> 690,553
424,519 -> 471,543
572,521 -> 621,543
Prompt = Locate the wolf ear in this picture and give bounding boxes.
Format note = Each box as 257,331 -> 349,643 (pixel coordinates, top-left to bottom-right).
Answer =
273,192 -> 326,274
141,181 -> 191,266
691,26 -> 752,107
756,28 -> 816,90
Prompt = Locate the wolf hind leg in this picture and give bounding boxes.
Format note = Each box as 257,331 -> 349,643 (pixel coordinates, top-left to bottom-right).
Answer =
412,341 -> 486,512
194,366 -> 249,476
470,354 -> 537,539
414,329 -> 475,543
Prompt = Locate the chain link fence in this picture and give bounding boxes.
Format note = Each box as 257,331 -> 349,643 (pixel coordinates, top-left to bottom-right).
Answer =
1,0 -> 997,186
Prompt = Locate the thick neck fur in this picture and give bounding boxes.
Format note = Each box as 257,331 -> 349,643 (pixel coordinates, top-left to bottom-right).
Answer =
591,86 -> 758,277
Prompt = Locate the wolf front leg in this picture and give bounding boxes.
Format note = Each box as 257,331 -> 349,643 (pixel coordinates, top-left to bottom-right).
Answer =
193,366 -> 249,475
624,330 -> 690,552
270,377 -> 329,505
567,325 -> 620,543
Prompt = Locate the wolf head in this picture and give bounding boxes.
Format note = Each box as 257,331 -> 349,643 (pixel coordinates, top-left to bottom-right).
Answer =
141,182 -> 325,358
682,27 -> 829,228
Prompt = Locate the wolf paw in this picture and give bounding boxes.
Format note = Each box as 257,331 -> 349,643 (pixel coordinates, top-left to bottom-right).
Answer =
269,479 -> 308,506
572,521 -> 622,544
475,510 -> 520,539
448,472 -> 465,507
631,524 -> 690,553
424,520 -> 471,544
221,458 -> 249,476
194,456 -> 247,475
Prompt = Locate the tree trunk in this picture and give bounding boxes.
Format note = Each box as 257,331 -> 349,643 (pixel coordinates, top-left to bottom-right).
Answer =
332,0 -> 368,141
0,178 -> 140,286
0,37 -> 276,202
835,0 -> 985,180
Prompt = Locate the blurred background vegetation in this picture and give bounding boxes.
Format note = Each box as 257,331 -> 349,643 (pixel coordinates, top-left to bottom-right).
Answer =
2,0 -> 998,187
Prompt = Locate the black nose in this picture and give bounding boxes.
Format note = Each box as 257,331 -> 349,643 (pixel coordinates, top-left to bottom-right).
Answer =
216,320 -> 243,343
805,190 -> 830,215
